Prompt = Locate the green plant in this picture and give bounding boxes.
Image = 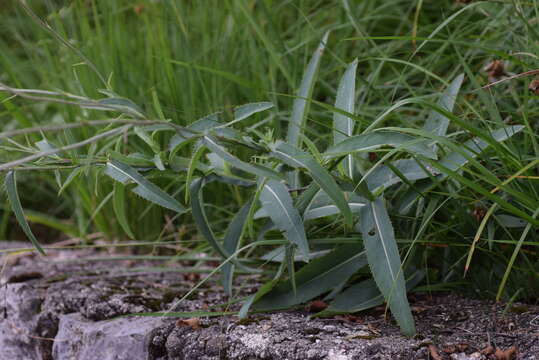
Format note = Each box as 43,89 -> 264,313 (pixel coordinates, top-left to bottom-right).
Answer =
2,0 -> 538,337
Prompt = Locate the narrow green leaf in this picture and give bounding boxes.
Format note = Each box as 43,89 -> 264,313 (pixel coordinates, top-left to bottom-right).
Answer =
423,74 -> 464,140
324,279 -> 384,315
24,210 -> 78,237
104,160 -> 186,213
304,191 -> 365,220
253,244 -> 367,310
190,176 -> 254,268
325,131 -> 436,160
112,182 -> 135,239
58,166 -> 84,195
358,198 -> 415,336
496,208 -> 539,300
224,102 -> 274,127
5,171 -> 46,255
334,59 -> 358,179
185,144 -> 207,203
110,151 -> 155,167
190,177 -> 230,260
496,214 -> 528,228
437,126 -> 523,174
167,58 -> 258,88
168,113 -> 220,155
239,264 -> 285,319
261,246 -> 331,263
222,201 -> 252,296
287,32 -> 329,188
35,139 -> 59,156
270,141 -> 353,226
151,88 -> 167,121
397,126 -> 524,214
134,126 -> 160,153
93,97 -> 146,118
366,159 -> 435,191
153,153 -> 165,171
259,180 -> 309,260
295,183 -> 321,214
203,136 -> 283,180
287,32 -> 329,148
315,270 -> 425,317
285,245 -> 297,295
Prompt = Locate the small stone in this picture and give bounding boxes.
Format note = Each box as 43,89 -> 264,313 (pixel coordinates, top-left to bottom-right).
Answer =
345,330 -> 374,340
450,352 -> 484,360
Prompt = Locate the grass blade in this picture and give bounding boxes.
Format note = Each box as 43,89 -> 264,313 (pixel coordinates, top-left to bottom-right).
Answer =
496,208 -> 539,301
167,58 -> 258,88
112,182 -> 135,239
5,171 -> 46,255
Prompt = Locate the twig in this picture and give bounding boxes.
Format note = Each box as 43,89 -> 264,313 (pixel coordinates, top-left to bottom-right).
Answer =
480,69 -> 539,90
0,119 -> 195,140
0,82 -> 127,112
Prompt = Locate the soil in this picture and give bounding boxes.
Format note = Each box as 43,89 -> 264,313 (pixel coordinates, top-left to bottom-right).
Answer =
0,241 -> 537,360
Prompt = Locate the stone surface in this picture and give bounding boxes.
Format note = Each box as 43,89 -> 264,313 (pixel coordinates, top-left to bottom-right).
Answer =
52,314 -> 167,360
1,242 -> 538,360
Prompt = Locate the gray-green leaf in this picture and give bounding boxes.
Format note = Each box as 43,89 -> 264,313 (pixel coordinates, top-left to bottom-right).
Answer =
304,191 -> 365,220
104,160 -> 186,213
222,201 -> 252,295
423,74 -> 464,142
325,131 -> 436,160
253,244 -> 367,310
259,180 -> 309,260
358,198 -> 415,336
270,141 -> 353,226
315,270 -> 425,317
203,136 -> 283,180
287,31 -> 329,149
334,59 -> 358,178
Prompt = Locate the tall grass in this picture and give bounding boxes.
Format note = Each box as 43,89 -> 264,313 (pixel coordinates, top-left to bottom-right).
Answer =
0,0 -> 538,335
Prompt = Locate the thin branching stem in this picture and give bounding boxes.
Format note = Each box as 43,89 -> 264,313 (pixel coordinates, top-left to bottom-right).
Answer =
0,119 -> 195,139
0,125 -> 130,171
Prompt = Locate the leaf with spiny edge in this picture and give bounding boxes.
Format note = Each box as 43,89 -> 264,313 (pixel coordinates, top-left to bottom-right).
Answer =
104,160 -> 186,213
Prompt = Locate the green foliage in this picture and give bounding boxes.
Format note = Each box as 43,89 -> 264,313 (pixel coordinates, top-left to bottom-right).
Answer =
5,171 -> 46,255
1,0 -> 538,337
